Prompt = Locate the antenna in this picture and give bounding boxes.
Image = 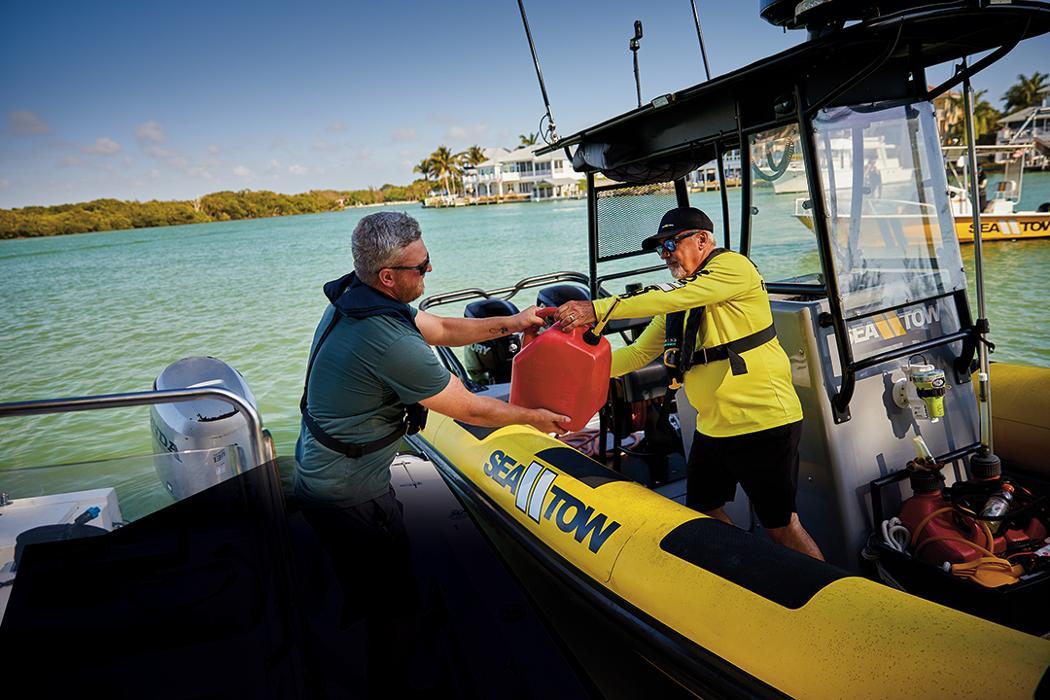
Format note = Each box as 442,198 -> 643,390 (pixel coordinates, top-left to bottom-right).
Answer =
689,0 -> 712,81
631,20 -> 644,108
516,0 -> 558,144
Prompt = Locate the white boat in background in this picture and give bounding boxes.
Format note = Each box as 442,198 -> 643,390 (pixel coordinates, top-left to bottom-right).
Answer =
945,143 -> 1050,241
795,144 -> 1050,243
770,135 -> 911,194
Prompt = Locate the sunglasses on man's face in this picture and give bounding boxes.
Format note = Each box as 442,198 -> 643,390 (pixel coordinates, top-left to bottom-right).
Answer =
654,230 -> 699,256
388,255 -> 431,276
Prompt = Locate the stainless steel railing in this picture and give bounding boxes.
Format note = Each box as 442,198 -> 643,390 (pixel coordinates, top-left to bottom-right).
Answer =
0,387 -> 273,469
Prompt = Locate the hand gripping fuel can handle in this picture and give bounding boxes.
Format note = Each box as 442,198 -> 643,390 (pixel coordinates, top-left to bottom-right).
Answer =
526,307 -> 559,347
582,298 -> 621,345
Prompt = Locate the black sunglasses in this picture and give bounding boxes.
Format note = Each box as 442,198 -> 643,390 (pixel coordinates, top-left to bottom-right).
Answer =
654,230 -> 699,256
387,255 -> 431,276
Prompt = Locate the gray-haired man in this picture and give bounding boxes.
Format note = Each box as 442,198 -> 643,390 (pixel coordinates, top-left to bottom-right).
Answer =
295,211 -> 567,512
294,212 -> 567,681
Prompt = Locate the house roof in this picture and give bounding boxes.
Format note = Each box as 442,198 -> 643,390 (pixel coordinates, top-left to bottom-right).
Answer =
478,144 -> 568,167
998,106 -> 1050,124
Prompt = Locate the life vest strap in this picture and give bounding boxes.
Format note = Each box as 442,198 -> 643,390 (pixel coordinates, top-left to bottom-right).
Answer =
299,309 -> 427,459
689,323 -> 777,376
301,409 -> 409,459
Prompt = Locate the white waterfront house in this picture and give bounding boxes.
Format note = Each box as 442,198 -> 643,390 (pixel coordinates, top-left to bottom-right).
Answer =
463,145 -> 581,201
995,85 -> 1050,168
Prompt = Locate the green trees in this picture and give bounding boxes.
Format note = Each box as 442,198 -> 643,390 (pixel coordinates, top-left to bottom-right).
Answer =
1002,71 -> 1049,114
428,145 -> 461,197
412,144 -> 489,199
518,133 -> 538,147
461,145 -> 486,167
0,185 -> 432,239
413,158 -> 433,182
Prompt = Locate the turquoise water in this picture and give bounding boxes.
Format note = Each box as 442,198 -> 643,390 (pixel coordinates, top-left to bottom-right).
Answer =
2,174 -> 1049,473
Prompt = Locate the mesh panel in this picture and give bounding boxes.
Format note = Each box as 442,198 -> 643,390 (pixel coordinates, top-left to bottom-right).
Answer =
595,182 -> 679,261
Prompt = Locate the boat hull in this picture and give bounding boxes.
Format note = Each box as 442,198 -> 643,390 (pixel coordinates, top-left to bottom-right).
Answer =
412,413 -> 1050,699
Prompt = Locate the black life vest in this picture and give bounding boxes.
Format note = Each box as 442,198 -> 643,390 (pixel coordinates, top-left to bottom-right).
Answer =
663,249 -> 777,382
299,272 -> 427,459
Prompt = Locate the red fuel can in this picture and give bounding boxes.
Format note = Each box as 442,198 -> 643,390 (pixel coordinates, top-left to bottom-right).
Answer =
510,323 -> 611,431
900,490 -> 988,564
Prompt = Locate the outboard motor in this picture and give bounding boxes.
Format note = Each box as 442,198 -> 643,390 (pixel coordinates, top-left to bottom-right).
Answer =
463,299 -> 521,385
149,356 -> 271,501
536,284 -> 590,308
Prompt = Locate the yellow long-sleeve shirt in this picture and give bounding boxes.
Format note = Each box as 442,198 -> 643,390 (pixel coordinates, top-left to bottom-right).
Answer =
592,250 -> 802,438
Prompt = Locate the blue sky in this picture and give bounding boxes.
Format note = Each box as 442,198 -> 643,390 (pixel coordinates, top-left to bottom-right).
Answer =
2,1 -> 1047,208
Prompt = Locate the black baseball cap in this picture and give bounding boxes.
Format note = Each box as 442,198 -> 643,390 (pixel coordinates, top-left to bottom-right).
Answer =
641,207 -> 715,250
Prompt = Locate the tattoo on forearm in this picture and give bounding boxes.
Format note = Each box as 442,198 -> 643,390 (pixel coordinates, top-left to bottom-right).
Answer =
488,325 -> 510,337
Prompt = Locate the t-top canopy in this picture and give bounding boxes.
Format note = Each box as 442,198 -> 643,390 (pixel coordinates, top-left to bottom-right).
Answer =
539,1 -> 1050,185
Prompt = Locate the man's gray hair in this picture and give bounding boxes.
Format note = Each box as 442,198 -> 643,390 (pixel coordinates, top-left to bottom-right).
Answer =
352,211 -> 422,283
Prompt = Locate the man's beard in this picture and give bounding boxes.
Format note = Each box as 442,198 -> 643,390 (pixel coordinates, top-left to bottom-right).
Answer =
666,260 -> 689,279
396,278 -> 425,303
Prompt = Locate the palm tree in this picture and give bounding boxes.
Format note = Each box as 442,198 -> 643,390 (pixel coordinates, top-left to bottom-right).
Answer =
412,158 -> 433,182
428,146 -> 461,197
455,146 -> 487,198
1002,71 -> 1049,114
460,145 -> 487,167
518,133 -> 539,147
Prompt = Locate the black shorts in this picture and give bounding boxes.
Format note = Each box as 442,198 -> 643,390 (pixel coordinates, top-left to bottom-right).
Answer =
685,420 -> 803,529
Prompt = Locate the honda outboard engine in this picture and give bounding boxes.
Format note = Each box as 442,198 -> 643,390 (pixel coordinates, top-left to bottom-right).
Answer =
463,299 -> 520,385
149,356 -> 270,501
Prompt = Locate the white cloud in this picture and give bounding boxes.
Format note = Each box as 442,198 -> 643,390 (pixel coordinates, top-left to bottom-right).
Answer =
145,145 -> 170,159
207,144 -> 220,155
233,165 -> 253,178
8,110 -> 50,135
289,164 -> 307,175
327,121 -> 347,133
391,127 -> 417,142
57,155 -> 84,167
135,120 -> 165,144
83,137 -> 122,155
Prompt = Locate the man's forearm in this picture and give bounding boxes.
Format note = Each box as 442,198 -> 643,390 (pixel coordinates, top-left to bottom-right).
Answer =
457,393 -> 541,427
437,316 -> 517,347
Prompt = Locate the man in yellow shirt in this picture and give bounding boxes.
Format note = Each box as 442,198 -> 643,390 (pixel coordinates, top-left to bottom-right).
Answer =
554,206 -> 823,559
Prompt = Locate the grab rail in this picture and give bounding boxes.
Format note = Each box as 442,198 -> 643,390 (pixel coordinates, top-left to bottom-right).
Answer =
419,271 -> 590,311
0,388 -> 272,469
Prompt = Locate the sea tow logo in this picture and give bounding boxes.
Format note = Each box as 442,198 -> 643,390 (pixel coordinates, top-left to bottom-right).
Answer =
483,450 -> 621,554
848,304 -> 941,344
966,219 -> 1050,236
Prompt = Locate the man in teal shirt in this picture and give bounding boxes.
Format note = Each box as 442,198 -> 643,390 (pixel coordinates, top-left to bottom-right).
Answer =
295,212 -> 567,691
296,211 -> 568,508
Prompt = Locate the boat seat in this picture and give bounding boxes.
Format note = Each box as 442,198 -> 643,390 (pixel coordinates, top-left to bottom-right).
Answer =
614,357 -> 671,404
